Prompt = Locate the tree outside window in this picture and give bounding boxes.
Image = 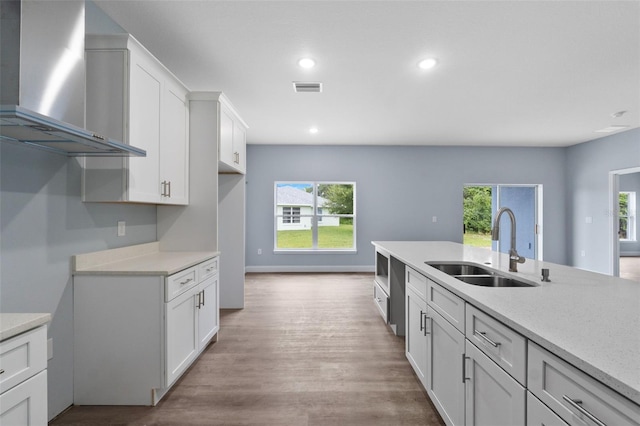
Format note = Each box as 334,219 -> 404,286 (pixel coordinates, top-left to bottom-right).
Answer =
619,192 -> 636,241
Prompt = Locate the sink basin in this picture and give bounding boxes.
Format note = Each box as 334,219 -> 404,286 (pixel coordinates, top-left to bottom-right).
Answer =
426,262 -> 537,287
426,262 -> 495,276
455,275 -> 535,288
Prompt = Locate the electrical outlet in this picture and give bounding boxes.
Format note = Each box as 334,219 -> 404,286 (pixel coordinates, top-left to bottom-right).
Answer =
117,221 -> 126,237
581,250 -> 586,257
432,216 -> 438,223
258,248 -> 262,255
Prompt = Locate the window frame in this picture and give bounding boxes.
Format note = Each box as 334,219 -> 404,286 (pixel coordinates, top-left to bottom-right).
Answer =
274,181 -> 357,253
619,191 -> 637,242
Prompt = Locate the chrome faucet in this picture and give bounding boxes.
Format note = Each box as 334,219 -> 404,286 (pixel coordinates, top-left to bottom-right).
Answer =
491,207 -> 526,272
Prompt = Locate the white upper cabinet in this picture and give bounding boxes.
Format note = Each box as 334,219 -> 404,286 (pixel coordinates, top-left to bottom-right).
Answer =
83,34 -> 189,205
217,94 -> 247,174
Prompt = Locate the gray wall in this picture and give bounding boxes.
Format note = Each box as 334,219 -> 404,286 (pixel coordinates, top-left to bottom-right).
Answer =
565,128 -> 640,273
246,145 -> 567,271
0,144 -> 156,419
619,171 -> 640,255
0,3 -> 156,420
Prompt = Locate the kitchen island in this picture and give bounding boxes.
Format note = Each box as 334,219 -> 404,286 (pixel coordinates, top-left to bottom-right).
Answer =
372,241 -> 639,425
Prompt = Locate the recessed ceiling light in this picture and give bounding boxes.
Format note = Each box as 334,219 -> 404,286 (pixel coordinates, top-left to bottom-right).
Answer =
595,125 -> 629,133
309,127 -> 319,134
298,58 -> 316,69
418,58 -> 438,70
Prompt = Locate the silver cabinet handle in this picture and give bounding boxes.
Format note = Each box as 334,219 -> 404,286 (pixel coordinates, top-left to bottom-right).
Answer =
419,310 -> 425,331
167,181 -> 171,197
201,289 -> 205,307
180,278 -> 193,286
474,330 -> 501,347
423,314 -> 430,336
562,395 -> 607,426
462,354 -> 470,383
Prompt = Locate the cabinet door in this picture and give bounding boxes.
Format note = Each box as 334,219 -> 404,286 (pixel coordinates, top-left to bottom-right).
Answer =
197,275 -> 219,350
128,49 -> 162,203
0,370 -> 47,426
527,391 -> 568,426
219,105 -> 235,168
464,340 -> 525,426
166,287 -> 198,387
160,79 -> 189,205
232,119 -> 246,173
428,310 -> 465,426
406,286 -> 428,389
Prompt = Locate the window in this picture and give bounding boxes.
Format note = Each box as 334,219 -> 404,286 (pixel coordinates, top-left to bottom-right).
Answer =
274,182 -> 356,251
619,191 -> 636,241
282,207 -> 301,224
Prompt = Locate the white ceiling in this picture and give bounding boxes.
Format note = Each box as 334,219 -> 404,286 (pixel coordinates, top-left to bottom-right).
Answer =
92,0 -> 640,147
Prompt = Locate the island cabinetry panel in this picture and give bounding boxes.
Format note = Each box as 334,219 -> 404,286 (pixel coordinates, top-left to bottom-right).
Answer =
465,304 -> 526,386
528,342 -> 640,426
464,339 -> 526,425
405,272 -> 428,388
527,391 -> 569,426
83,33 -> 189,205
0,325 -> 48,425
74,256 -> 219,405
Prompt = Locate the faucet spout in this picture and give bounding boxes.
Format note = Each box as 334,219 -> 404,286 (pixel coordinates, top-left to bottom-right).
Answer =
491,207 -> 526,272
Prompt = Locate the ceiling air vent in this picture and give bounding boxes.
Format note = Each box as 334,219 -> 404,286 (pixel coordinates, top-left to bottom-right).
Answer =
293,82 -> 323,93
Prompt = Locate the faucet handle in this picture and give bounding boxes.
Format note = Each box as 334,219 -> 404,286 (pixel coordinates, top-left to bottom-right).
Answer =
517,256 -> 526,264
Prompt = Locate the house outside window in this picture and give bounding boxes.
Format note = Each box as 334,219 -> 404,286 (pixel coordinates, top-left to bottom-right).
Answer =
274,182 -> 356,251
282,207 -> 301,224
619,191 -> 636,241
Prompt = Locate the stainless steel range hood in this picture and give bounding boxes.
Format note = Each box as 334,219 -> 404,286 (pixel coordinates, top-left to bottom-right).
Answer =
0,105 -> 146,157
0,0 -> 146,157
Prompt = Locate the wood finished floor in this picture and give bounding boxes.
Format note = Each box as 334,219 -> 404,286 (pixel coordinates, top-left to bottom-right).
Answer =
620,256 -> 640,282
50,273 -> 444,426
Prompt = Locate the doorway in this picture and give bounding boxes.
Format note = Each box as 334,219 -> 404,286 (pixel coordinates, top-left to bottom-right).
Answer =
463,184 -> 542,260
609,167 -> 640,279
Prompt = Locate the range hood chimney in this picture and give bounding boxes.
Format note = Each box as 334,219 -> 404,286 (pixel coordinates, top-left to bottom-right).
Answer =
0,0 -> 145,157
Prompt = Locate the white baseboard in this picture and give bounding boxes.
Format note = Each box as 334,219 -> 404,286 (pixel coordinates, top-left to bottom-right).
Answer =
245,265 -> 375,273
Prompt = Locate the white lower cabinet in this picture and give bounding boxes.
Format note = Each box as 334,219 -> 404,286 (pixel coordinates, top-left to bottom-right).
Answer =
406,284 -> 429,388
528,341 -> 640,426
0,326 -> 48,425
165,284 -> 199,387
74,256 -> 220,405
427,309 -> 465,426
464,340 -> 525,425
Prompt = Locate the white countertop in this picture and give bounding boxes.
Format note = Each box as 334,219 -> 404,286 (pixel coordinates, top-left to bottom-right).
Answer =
73,242 -> 220,276
372,241 -> 640,405
0,313 -> 51,341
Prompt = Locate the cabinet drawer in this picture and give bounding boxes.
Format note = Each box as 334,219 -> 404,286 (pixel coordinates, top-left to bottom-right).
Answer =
0,325 -> 47,394
0,370 -> 47,425
373,281 -> 389,323
427,279 -> 465,332
198,257 -> 219,282
527,391 -> 569,426
166,267 -> 197,302
406,267 -> 427,300
528,342 -> 640,426
465,304 -> 526,385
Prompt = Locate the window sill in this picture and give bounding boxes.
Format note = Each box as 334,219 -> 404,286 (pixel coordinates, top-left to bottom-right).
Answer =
274,249 -> 358,255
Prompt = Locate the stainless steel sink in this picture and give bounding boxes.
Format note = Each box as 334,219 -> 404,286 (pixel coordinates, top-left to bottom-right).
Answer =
425,262 -> 536,287
454,275 -> 535,288
426,262 -> 495,276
